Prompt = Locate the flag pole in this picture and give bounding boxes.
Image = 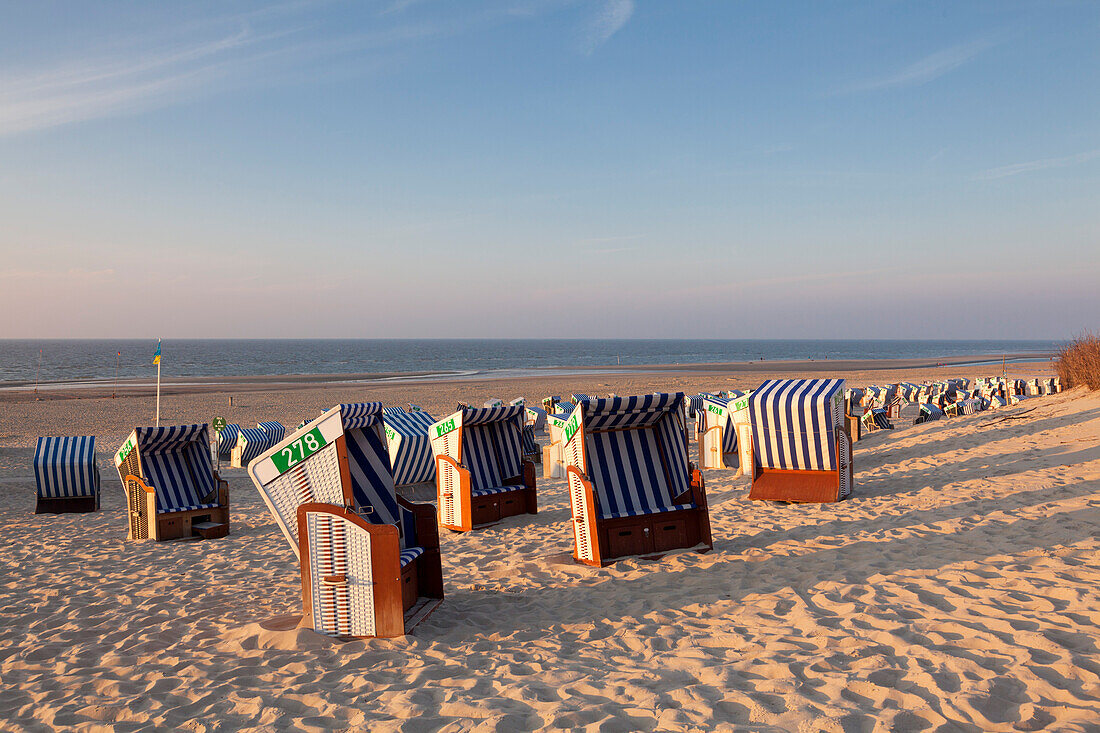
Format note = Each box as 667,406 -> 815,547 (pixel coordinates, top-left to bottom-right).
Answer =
155,340 -> 161,427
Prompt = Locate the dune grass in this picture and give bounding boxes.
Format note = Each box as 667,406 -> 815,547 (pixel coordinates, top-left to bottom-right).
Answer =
1056,333 -> 1100,390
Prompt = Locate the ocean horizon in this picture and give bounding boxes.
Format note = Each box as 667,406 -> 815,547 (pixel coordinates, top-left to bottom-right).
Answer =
0,338 -> 1061,385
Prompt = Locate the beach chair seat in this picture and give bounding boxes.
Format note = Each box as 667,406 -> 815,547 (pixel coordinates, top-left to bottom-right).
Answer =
115,425 -> 229,541
430,405 -> 537,532
563,393 -> 712,566
747,379 -> 853,503
250,404 -> 444,638
33,436 -> 100,514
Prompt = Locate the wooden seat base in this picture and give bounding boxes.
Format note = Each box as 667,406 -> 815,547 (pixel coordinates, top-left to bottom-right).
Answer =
469,486 -> 537,527
749,468 -> 843,503
35,496 -> 98,514
192,521 -> 230,539
580,506 -> 712,567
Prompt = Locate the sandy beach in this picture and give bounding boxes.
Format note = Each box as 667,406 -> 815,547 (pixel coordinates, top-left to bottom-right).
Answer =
2,366 -> 1098,731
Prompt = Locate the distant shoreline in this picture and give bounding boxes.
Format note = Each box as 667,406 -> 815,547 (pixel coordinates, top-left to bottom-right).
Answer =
0,352 -> 1053,401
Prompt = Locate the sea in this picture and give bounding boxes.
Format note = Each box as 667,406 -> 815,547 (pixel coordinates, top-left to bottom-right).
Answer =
0,339 -> 1061,386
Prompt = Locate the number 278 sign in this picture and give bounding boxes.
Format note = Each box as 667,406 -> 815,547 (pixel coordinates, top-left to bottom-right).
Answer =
270,427 -> 327,474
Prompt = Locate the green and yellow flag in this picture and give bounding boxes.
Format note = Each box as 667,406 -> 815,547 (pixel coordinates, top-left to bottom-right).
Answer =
153,339 -> 161,365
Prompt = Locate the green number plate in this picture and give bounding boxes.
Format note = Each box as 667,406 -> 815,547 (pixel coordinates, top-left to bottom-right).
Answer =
270,427 -> 328,474
562,414 -> 580,445
732,397 -> 750,413
116,437 -> 136,465
434,418 -> 457,439
212,417 -> 226,432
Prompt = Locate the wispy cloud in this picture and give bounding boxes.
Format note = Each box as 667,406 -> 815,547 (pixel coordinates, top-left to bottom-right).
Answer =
0,3 -> 567,137
974,148 -> 1100,180
838,36 -> 999,95
581,0 -> 634,55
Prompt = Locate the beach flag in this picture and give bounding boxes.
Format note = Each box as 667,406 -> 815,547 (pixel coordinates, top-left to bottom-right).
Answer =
153,340 -> 161,365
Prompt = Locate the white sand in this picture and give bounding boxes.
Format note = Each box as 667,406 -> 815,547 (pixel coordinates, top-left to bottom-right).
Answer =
1,387 -> 1098,731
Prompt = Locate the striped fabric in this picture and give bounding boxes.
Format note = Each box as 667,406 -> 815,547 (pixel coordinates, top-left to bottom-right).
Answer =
216,424 -> 240,460
572,393 -> 592,404
749,380 -> 845,471
461,417 -> 524,491
132,425 -> 219,513
866,409 -> 894,430
579,393 -> 692,519
382,406 -> 405,415
846,388 -> 865,411
400,546 -> 425,567
237,427 -> 274,465
343,418 -> 399,525
914,404 -> 944,424
34,436 -> 99,499
553,402 -> 574,417
384,408 -> 437,486
957,399 -> 984,415
471,485 -> 516,497
258,421 -> 285,443
521,424 -> 538,455
524,406 -> 547,432
338,403 -> 385,430
687,394 -> 707,419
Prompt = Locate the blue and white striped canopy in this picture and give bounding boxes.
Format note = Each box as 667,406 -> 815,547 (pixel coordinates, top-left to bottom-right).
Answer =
34,436 -> 99,499
258,421 -> 285,443
521,424 -> 537,455
454,406 -> 525,491
575,392 -> 686,432
238,427 -> 274,465
128,425 -> 219,513
459,405 -> 526,426
382,406 -> 405,415
571,393 -> 592,404
524,405 -> 547,431
384,408 -> 436,486
338,402 -> 385,429
749,379 -> 845,472
215,424 -> 240,460
575,392 -> 692,520
701,395 -> 738,453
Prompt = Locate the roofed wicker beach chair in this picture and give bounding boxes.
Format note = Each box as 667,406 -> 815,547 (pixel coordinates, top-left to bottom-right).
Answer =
34,436 -> 100,514
697,396 -> 736,470
914,403 -> 945,424
863,408 -> 894,431
543,412 -> 571,479
215,423 -> 241,461
383,408 -> 437,488
563,393 -> 712,566
230,421 -> 286,468
430,405 -> 537,532
248,403 -> 443,638
115,425 -> 229,541
747,379 -> 853,503
524,405 -> 548,433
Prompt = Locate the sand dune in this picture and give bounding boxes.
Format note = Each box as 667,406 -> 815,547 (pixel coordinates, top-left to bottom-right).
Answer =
1,388 -> 1098,731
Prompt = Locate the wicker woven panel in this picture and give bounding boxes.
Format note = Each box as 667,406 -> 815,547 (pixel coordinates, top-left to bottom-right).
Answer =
307,512 -> 375,638
261,442 -> 342,552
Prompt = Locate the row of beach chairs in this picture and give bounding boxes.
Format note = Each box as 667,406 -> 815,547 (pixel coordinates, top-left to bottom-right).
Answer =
33,372 -> 1059,640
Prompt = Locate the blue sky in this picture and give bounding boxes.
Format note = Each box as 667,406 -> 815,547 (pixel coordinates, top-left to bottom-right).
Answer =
1,1 -> 1097,339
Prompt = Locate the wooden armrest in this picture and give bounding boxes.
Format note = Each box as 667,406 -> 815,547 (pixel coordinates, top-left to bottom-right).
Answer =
395,495 -> 440,550
435,454 -> 467,475
123,474 -> 155,494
